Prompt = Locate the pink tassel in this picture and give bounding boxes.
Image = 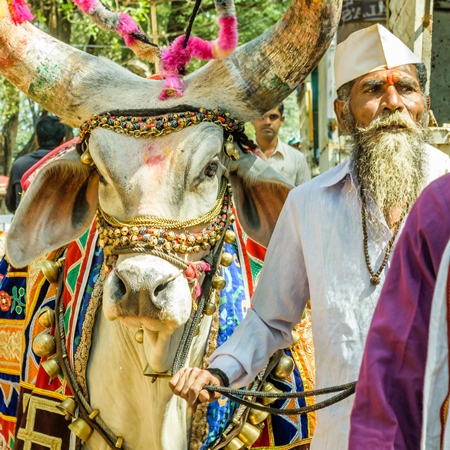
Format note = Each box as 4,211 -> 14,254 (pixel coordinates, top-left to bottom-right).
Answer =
8,0 -> 33,25
72,0 -> 97,14
159,73 -> 186,100
117,13 -> 140,45
214,16 -> 238,54
187,36 -> 214,60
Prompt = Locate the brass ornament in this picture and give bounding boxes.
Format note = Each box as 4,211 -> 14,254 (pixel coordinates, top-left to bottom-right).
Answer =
248,408 -> 270,425
32,332 -> 56,357
224,230 -> 236,244
261,381 -> 283,405
224,437 -> 246,450
41,358 -> 61,379
203,302 -> 217,316
220,252 -> 233,267
135,328 -> 144,344
236,422 -> 262,447
291,330 -> 300,346
56,397 -> 77,421
80,150 -> 94,166
38,306 -> 56,328
39,258 -> 64,283
224,135 -> 240,161
68,418 -> 93,442
272,354 -> 295,379
212,276 -> 226,290
68,410 -> 99,442
115,436 -> 124,448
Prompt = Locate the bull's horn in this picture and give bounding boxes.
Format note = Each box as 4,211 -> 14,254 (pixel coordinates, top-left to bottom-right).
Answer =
188,0 -> 342,120
0,0 -> 98,127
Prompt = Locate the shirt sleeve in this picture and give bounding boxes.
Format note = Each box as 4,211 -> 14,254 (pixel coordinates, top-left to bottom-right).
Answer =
295,153 -> 311,186
349,174 -> 450,450
208,191 -> 310,387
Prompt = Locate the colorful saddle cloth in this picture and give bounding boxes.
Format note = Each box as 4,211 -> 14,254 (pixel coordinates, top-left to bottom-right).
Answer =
0,222 -> 315,449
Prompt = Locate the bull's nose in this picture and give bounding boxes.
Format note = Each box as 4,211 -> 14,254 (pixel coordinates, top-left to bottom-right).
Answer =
112,265 -> 175,309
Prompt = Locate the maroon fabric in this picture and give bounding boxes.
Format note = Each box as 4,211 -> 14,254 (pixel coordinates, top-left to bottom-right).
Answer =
349,173 -> 450,450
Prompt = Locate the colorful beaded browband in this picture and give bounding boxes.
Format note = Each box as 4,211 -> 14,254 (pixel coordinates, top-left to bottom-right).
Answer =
79,108 -> 246,141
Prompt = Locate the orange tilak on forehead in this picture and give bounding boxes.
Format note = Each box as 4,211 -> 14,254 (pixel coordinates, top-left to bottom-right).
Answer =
386,70 -> 395,85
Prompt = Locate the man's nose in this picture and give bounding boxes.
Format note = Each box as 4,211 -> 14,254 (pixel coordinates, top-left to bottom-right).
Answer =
382,86 -> 404,113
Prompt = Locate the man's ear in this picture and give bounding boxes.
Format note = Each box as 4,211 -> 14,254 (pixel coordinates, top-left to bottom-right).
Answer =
334,98 -> 350,132
426,95 -> 431,112
280,115 -> 285,124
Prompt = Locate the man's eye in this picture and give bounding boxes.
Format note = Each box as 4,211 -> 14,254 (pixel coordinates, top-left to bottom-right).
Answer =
205,162 -> 218,178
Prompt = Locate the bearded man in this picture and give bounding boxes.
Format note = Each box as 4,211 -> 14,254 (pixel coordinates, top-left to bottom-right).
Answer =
169,24 -> 450,449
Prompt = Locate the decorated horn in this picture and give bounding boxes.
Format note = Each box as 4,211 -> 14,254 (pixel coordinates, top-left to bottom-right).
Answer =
201,0 -> 342,118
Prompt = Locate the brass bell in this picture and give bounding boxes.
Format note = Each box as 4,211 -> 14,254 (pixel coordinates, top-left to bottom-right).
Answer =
68,417 -> 93,442
272,354 -> 295,379
224,230 -> 236,244
39,258 -> 64,283
56,397 -> 77,420
212,276 -> 226,290
80,150 -> 94,166
32,332 -> 56,357
203,302 -> 216,316
220,252 -> 233,267
41,358 -> 61,379
38,306 -> 56,328
291,330 -> 300,346
237,422 -> 263,447
248,408 -> 270,425
261,382 -> 283,405
224,437 -> 245,450
68,410 -> 98,442
135,328 -> 144,344
224,136 -> 240,161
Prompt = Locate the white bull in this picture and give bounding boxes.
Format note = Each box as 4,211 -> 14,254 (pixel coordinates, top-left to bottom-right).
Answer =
0,0 -> 341,447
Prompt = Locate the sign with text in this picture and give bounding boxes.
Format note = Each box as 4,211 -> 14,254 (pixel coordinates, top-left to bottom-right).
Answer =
340,0 -> 386,23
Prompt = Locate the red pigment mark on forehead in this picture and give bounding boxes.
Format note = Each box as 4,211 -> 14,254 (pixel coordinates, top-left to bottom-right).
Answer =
386,70 -> 395,85
143,152 -> 164,166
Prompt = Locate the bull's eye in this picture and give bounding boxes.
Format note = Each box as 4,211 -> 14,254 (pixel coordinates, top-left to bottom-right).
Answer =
98,173 -> 107,184
205,162 -> 218,178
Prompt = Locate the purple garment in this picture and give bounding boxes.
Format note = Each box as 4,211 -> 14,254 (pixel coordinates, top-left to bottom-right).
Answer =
349,173 -> 450,450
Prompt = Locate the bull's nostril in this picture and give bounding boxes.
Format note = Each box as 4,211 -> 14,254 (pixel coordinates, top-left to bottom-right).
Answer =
115,276 -> 127,298
154,281 -> 169,296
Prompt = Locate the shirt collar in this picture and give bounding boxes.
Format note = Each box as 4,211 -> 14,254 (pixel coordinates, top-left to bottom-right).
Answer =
320,159 -> 357,189
255,139 -> 285,159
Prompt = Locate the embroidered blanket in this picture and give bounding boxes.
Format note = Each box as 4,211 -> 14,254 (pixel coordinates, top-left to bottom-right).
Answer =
0,221 -> 315,449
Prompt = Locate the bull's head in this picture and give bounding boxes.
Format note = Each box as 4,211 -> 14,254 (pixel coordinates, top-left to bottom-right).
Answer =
1,0 -> 341,370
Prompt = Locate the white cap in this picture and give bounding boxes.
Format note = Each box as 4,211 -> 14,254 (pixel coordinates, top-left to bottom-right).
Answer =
334,24 -> 420,91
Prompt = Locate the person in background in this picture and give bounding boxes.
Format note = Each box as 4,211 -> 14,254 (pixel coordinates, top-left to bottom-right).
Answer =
169,24 -> 450,449
251,103 -> 311,186
5,115 -> 67,213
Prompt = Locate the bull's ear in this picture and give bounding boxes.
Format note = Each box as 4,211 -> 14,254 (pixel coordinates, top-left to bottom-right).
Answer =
225,151 -> 294,247
6,149 -> 99,267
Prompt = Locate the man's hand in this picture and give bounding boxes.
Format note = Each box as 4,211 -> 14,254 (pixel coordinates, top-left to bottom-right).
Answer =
169,368 -> 222,414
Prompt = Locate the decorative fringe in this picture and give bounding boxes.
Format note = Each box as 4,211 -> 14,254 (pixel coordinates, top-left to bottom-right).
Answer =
158,0 -> 238,99
7,0 -> 33,25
